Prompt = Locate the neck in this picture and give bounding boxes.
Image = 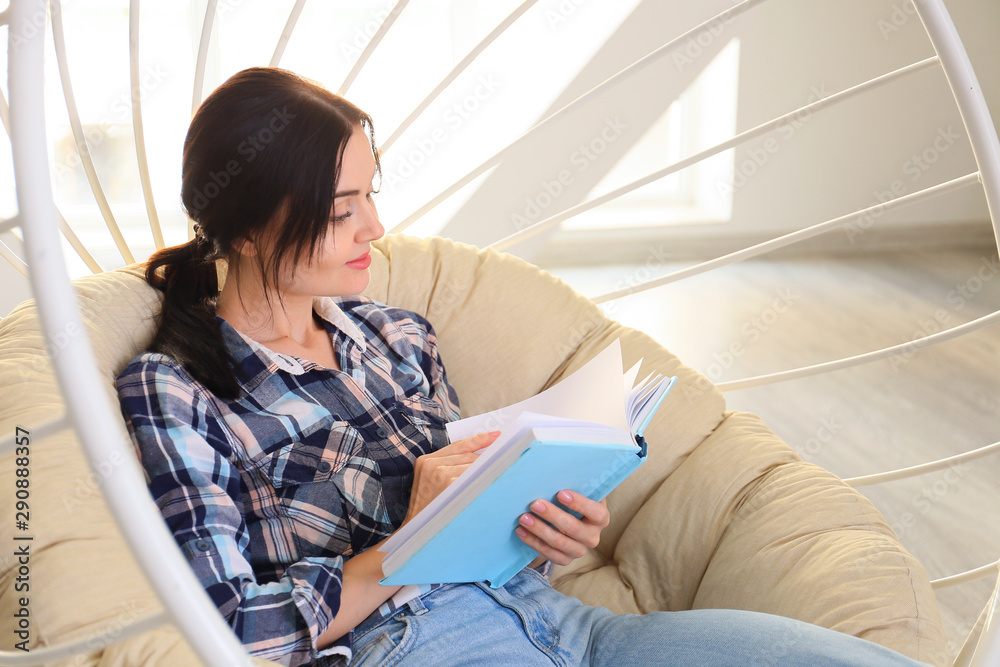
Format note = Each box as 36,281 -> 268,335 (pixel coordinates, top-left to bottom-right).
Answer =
215,264 -> 319,347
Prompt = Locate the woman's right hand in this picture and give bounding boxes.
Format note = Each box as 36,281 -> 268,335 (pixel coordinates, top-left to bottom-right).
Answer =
402,430 -> 501,526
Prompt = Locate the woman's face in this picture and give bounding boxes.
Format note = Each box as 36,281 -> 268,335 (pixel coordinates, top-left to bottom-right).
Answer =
277,124 -> 384,299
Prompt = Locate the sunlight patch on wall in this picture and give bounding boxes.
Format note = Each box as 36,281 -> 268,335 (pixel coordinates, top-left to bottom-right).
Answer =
561,37 -> 740,230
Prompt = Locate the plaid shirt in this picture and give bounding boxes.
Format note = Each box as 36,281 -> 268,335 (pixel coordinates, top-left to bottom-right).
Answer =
115,295 -> 461,667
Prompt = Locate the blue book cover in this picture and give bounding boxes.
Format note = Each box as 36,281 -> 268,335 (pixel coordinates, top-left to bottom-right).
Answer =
379,338 -> 677,588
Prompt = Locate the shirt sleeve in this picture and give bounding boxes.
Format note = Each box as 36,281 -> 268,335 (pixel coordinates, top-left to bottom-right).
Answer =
115,356 -> 350,667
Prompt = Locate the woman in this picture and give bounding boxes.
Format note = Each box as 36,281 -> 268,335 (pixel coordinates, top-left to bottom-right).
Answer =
116,67 -> 926,666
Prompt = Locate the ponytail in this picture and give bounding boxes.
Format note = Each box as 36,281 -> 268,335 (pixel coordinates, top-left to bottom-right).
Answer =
145,231 -> 242,400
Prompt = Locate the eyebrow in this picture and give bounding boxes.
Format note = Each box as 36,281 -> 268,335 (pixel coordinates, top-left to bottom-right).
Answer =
334,166 -> 378,199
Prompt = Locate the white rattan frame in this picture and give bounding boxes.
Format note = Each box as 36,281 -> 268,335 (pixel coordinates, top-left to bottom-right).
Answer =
2,0 -> 998,664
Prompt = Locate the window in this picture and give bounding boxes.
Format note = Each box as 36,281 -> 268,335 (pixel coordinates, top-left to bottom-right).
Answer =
563,38 -> 740,230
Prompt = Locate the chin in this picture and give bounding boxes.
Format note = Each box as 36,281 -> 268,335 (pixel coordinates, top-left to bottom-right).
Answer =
331,271 -> 370,297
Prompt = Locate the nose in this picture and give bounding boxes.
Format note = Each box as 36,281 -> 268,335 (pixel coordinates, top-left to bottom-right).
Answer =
360,196 -> 384,242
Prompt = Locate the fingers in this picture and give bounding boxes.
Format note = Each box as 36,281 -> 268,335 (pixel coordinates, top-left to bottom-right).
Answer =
515,521 -> 579,566
406,431 -> 502,523
554,490 -> 610,528
414,431 -> 499,475
518,498 -> 598,552
448,430 -> 501,454
514,491 -> 610,566
412,449 -> 483,481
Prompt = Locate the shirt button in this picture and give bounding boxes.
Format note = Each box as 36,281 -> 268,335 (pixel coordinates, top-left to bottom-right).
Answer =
318,461 -> 332,473
375,427 -> 389,438
194,539 -> 211,552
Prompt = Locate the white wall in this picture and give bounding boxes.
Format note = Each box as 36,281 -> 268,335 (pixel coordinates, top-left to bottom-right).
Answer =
729,0 -> 998,239
435,0 -> 1000,263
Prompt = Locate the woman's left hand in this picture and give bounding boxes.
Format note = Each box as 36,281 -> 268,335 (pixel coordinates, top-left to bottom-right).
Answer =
515,490 -> 610,566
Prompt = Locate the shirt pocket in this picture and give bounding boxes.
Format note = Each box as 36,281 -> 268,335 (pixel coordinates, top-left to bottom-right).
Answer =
398,391 -> 449,429
257,424 -> 363,487
233,394 -> 338,464
394,392 -> 451,453
251,423 -> 385,558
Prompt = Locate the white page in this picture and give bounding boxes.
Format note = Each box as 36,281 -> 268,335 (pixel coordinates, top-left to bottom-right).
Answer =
445,338 -> 628,447
623,358 -> 642,401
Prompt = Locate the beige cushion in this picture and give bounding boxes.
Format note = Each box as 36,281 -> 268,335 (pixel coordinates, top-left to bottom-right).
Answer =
0,233 -> 947,665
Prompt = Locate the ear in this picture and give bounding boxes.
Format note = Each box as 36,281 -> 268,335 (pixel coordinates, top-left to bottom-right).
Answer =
231,236 -> 258,258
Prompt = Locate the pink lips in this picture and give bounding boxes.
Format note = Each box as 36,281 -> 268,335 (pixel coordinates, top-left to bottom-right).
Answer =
346,250 -> 371,269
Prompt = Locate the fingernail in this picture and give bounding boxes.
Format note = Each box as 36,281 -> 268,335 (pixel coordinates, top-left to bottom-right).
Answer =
558,490 -> 573,503
520,513 -> 535,527
515,526 -> 528,538
489,430 -> 501,437
531,500 -> 546,513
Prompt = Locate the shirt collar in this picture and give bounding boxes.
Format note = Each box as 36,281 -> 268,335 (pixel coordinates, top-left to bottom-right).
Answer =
217,296 -> 367,380
314,296 -> 367,352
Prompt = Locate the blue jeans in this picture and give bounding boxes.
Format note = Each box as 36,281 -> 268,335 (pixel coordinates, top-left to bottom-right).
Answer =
349,567 -> 927,666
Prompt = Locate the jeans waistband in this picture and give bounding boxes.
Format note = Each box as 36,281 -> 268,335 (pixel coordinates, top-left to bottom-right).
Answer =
355,586 -> 434,638
355,568 -> 552,633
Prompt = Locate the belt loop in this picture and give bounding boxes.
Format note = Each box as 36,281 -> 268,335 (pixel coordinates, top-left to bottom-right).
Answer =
405,594 -> 429,616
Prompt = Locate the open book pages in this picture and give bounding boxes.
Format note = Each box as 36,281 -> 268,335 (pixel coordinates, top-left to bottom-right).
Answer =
628,367 -> 678,438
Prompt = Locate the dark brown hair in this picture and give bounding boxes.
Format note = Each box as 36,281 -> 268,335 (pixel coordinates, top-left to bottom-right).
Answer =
144,67 -> 380,399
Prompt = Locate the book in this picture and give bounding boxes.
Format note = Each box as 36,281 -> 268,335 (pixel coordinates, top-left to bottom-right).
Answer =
378,337 -> 678,588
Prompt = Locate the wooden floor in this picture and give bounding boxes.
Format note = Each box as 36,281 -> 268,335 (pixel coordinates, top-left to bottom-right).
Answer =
546,245 -> 1000,661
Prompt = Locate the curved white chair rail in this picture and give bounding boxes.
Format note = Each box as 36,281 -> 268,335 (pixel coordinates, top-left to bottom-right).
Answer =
4,0 -> 255,664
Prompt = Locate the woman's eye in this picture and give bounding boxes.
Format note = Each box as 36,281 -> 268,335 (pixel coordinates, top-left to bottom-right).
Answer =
332,211 -> 352,223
